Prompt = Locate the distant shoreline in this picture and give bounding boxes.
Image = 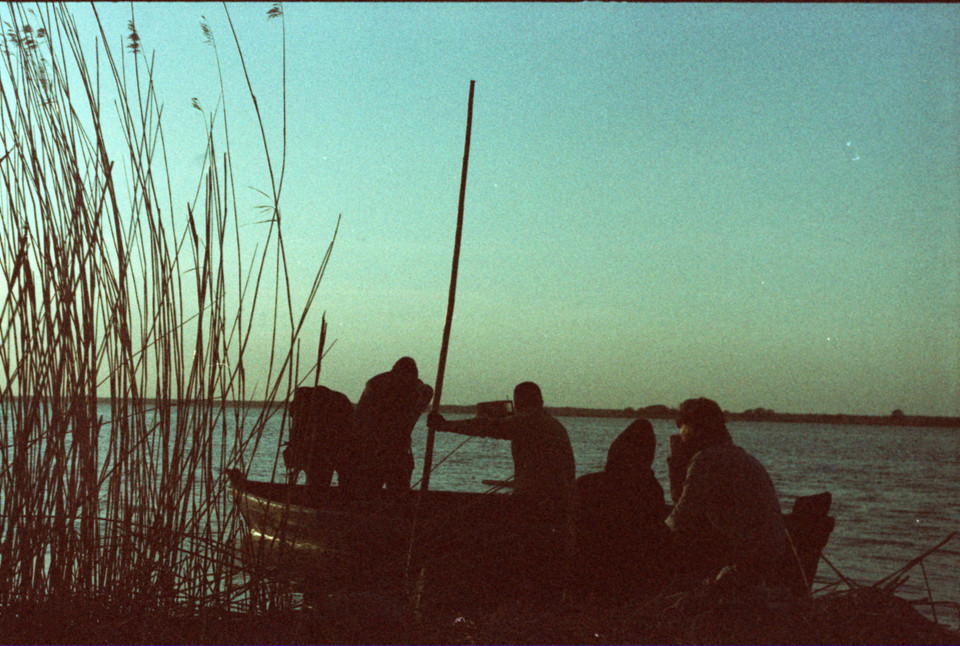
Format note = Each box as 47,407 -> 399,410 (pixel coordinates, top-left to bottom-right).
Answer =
67,397 -> 960,429
438,403 -> 960,429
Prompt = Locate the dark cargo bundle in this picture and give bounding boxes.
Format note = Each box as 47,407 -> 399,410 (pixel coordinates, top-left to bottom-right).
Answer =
284,386 -> 358,489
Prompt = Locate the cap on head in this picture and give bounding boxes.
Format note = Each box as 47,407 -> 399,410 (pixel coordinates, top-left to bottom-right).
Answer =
677,397 -> 726,435
392,356 -> 418,380
513,381 -> 543,410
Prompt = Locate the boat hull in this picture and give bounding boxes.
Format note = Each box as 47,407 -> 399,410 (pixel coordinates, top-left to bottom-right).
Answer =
227,470 -> 528,592
227,470 -> 834,598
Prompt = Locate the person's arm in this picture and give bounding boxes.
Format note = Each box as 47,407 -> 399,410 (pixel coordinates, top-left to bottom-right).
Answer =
415,382 -> 434,413
664,451 -> 712,535
667,433 -> 694,504
426,412 -> 509,439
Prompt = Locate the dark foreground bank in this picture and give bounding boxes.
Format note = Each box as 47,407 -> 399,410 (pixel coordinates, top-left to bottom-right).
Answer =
2,580 -> 957,646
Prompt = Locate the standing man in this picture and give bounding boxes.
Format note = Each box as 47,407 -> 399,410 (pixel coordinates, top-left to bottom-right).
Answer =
666,397 -> 789,583
427,381 -> 576,600
355,357 -> 433,496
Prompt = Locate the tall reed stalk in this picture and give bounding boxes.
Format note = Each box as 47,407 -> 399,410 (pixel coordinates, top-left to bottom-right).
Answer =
0,2 -> 324,614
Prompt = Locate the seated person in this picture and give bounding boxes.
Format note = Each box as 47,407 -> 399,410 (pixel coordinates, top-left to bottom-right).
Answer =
665,397 -> 789,584
576,419 -> 670,596
427,381 -> 576,600
428,381 -> 575,523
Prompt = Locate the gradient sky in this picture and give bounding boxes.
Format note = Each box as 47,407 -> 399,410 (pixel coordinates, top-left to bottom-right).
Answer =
65,3 -> 959,416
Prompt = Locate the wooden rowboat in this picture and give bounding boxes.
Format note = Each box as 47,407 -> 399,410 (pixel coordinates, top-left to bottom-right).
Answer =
225,469 -> 536,598
226,468 -> 835,599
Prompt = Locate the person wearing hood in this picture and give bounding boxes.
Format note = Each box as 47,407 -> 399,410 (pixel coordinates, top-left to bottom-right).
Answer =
575,418 -> 670,596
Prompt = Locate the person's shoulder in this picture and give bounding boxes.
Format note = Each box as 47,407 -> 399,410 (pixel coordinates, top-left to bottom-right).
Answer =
536,412 -> 571,438
687,442 -> 729,471
539,410 -> 568,428
722,441 -> 762,464
367,370 -> 394,387
699,441 -> 768,474
329,388 -> 353,406
736,444 -> 775,476
417,381 -> 434,395
576,470 -> 605,488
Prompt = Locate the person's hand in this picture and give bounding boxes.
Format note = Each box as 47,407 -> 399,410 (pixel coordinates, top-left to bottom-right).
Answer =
427,411 -> 445,431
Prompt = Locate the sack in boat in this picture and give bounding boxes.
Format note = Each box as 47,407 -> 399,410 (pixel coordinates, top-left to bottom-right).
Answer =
284,386 -> 356,475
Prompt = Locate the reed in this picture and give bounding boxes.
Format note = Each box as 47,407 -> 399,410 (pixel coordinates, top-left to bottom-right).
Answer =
0,1 -> 322,616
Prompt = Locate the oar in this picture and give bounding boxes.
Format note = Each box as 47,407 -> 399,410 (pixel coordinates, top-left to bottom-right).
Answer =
420,80 -> 475,493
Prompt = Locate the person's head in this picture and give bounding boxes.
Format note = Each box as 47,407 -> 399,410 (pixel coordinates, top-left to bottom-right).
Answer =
606,418 -> 656,474
676,397 -> 728,448
392,356 -> 418,380
512,381 -> 544,412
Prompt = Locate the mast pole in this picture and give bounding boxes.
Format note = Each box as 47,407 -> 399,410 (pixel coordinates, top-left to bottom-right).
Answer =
420,80 -> 475,493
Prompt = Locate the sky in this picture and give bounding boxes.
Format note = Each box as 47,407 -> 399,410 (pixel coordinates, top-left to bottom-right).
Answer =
50,3 -> 960,416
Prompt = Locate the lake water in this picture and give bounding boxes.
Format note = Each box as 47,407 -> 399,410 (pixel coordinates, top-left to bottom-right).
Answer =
247,414 -> 959,625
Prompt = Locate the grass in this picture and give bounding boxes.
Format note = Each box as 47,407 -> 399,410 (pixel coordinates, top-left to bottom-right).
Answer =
0,572 -> 957,645
0,0 -> 326,617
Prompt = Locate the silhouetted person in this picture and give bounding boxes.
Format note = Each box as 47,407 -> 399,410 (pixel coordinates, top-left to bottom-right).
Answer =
427,381 -> 576,601
354,357 -> 433,496
666,397 -> 789,583
576,419 -> 670,597
285,385 -> 359,495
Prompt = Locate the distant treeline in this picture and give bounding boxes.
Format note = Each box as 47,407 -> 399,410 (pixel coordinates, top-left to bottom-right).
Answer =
437,403 -> 960,429
55,398 -> 960,429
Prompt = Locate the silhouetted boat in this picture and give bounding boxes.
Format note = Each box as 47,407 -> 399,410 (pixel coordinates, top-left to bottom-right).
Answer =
225,468 -> 834,598
225,469 -> 539,597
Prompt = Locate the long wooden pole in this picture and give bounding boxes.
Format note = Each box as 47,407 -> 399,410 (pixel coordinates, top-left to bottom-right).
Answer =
420,80 -> 475,493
